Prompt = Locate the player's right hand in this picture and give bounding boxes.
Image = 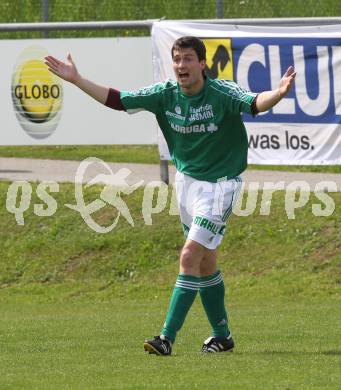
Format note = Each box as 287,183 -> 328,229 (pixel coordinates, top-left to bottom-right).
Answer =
44,52 -> 79,84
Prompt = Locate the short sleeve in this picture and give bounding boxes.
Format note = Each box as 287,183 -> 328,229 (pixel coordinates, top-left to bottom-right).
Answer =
120,82 -> 164,115
218,80 -> 257,115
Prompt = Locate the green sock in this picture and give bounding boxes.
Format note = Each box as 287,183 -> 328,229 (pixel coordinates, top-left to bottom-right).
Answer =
161,274 -> 199,343
199,270 -> 230,338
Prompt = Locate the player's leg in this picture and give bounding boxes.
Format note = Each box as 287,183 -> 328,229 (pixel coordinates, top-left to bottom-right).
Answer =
144,172 -> 200,355
160,239 -> 206,342
200,249 -> 229,338
200,249 -> 229,337
180,238 -> 206,276
196,177 -> 243,352
144,239 -> 205,355
144,173 -> 240,355
199,248 -> 217,276
162,171 -> 229,350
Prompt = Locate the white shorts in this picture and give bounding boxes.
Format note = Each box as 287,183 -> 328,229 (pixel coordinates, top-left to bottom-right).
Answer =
175,171 -> 243,250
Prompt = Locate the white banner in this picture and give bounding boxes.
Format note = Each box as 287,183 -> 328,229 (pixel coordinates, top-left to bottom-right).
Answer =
1,37 -> 156,145
151,22 -> 341,165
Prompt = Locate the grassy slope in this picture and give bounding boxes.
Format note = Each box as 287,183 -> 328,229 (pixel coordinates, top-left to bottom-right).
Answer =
0,183 -> 340,389
0,182 -> 340,298
1,145 -> 341,173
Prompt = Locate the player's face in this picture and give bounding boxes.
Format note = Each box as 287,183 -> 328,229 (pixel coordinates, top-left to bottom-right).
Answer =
172,48 -> 206,95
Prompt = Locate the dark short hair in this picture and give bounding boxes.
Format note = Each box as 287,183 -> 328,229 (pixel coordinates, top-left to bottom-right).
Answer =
171,36 -> 206,61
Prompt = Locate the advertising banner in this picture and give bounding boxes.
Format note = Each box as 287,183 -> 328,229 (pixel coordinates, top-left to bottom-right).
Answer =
152,22 -> 341,165
1,37 -> 156,145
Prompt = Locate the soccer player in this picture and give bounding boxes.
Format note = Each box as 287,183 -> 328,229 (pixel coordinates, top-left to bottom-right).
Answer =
45,36 -> 296,355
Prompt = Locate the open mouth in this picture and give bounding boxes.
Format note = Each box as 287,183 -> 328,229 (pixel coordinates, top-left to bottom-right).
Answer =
178,72 -> 189,81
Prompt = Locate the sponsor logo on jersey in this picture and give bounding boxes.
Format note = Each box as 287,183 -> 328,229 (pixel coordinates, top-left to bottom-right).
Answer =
170,122 -> 218,134
175,105 -> 181,114
166,104 -> 214,122
165,110 -> 185,120
207,123 -> 218,133
11,45 -> 63,139
189,104 -> 214,121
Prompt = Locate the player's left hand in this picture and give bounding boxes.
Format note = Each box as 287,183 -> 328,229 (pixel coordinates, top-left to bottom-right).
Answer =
279,66 -> 296,97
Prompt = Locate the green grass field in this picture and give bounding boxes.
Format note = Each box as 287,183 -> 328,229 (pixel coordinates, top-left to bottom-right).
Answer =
1,300 -> 340,389
0,182 -> 340,388
1,145 -> 341,173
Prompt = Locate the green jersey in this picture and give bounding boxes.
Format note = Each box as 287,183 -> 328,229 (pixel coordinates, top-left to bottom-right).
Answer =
120,77 -> 257,182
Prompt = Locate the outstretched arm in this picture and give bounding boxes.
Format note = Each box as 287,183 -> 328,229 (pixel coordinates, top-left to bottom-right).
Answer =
255,66 -> 296,112
44,53 -> 109,104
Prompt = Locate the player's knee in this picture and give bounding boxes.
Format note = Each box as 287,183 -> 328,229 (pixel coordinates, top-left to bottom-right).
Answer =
180,247 -> 195,271
180,243 -> 203,274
